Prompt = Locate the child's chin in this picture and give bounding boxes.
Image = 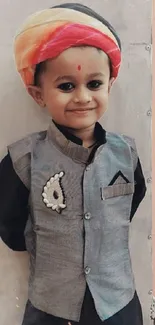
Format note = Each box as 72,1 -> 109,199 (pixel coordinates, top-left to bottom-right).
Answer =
68,117 -> 97,130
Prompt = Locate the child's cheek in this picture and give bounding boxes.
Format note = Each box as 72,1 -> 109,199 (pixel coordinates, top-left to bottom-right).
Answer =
97,91 -> 109,105
55,91 -> 72,103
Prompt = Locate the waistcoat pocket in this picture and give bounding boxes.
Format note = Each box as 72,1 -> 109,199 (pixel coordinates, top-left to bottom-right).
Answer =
102,183 -> 134,199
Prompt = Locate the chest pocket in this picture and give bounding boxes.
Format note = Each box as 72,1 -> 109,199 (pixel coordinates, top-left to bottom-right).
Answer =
102,183 -> 134,200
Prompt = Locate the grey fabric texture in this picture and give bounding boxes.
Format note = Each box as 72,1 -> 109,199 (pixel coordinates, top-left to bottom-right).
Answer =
8,122 -> 137,322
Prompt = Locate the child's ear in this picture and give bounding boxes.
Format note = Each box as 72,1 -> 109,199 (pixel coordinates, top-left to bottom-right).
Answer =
27,85 -> 45,107
108,77 -> 115,93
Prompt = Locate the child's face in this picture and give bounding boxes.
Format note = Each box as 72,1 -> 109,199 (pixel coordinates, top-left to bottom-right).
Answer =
29,47 -> 114,130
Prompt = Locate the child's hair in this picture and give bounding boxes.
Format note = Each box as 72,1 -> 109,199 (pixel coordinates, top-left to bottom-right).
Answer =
34,3 -> 121,87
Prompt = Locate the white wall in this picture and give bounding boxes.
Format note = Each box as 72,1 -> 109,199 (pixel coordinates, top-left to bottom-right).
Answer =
0,1 -> 152,324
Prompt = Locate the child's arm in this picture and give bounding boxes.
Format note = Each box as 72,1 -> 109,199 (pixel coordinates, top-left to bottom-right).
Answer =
0,153 -> 29,251
130,158 -> 146,221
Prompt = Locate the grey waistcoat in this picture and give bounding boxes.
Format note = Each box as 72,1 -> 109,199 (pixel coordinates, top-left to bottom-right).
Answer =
8,121 -> 138,322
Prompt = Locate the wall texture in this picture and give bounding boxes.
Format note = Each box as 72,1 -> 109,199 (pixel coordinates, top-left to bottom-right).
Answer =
152,0 -> 155,320
0,1 -> 152,324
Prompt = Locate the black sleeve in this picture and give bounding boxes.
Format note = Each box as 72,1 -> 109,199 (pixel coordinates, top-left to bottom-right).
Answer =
130,158 -> 147,221
0,153 -> 29,251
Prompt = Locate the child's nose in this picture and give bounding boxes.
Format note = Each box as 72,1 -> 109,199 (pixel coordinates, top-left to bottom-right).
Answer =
73,87 -> 92,104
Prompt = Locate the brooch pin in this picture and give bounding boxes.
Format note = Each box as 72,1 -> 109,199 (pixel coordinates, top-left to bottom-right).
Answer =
42,171 -> 66,214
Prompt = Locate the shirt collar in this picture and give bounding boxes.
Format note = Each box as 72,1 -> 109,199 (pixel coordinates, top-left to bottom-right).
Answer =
53,120 -> 106,145
47,120 -> 106,164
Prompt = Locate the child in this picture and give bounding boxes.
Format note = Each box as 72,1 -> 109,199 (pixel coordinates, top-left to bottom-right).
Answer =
0,3 -> 146,325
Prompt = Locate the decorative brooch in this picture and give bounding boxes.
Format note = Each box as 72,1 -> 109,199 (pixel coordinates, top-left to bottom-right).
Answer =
42,171 -> 66,214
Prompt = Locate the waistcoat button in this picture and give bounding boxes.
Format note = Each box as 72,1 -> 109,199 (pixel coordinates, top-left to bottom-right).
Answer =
84,266 -> 91,275
34,226 -> 40,231
84,212 -> 91,220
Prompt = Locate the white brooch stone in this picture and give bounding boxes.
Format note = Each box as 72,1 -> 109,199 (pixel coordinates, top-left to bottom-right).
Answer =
42,171 -> 66,214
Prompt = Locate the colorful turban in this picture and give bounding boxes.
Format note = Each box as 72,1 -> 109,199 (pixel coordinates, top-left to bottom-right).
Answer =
14,4 -> 121,87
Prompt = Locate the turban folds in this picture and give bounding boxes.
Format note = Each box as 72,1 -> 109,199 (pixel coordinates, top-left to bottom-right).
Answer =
14,7 -> 121,87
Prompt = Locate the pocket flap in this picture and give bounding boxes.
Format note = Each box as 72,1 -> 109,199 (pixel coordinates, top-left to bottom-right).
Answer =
101,183 -> 134,200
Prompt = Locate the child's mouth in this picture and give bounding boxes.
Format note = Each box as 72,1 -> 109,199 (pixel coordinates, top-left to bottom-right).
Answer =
67,108 -> 94,114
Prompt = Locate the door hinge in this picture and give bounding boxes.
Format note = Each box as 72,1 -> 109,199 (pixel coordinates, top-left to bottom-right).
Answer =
150,296 -> 155,320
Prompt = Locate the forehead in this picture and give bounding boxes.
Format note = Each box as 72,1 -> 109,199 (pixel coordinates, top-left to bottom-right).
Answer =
45,47 -> 110,75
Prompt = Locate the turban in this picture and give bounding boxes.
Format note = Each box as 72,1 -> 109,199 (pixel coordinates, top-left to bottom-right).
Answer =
14,3 -> 121,87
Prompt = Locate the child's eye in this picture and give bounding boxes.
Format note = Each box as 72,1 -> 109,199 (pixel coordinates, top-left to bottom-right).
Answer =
87,80 -> 103,90
57,82 -> 75,92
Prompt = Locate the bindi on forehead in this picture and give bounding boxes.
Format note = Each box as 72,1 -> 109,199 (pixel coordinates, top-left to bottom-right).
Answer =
77,65 -> 81,71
